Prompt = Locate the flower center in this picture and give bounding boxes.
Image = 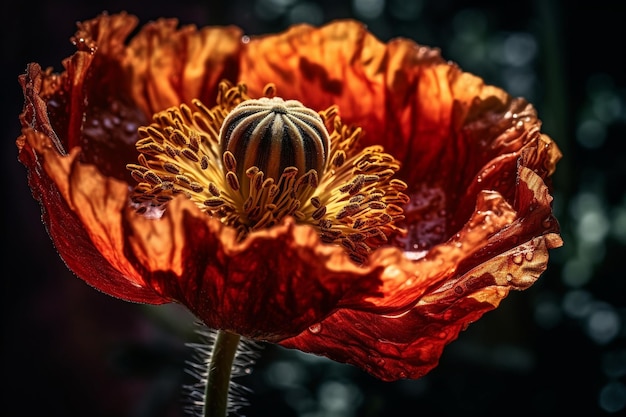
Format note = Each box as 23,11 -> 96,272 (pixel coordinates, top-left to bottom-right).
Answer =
127,81 -> 409,263
220,97 -> 330,198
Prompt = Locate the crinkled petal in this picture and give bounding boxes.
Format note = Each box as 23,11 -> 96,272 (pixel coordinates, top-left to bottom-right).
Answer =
281,235 -> 554,381
127,203 -> 387,340
123,15 -> 243,114
282,165 -> 562,380
17,128 -> 165,303
239,20 -> 445,157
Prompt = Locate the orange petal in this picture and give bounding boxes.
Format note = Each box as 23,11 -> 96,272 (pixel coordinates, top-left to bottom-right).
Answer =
281,234 -> 556,381
124,16 -> 243,114
17,128 -> 165,303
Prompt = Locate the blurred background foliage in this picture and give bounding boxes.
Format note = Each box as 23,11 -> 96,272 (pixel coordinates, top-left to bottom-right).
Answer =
2,0 -> 625,416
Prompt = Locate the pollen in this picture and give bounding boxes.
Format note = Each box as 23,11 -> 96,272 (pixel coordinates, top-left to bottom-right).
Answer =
127,81 -> 408,264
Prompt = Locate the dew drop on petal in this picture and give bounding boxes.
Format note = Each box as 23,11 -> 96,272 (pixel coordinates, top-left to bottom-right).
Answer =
308,323 -> 322,334
511,253 -> 523,264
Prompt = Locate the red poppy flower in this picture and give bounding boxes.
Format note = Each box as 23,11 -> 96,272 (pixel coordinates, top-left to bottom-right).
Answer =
17,12 -> 562,382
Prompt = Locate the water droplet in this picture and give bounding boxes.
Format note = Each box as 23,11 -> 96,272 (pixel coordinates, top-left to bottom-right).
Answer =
102,117 -> 115,130
506,273 -> 514,282
124,120 -> 139,134
308,323 -> 322,334
525,251 -> 534,261
454,285 -> 464,294
512,254 -> 523,264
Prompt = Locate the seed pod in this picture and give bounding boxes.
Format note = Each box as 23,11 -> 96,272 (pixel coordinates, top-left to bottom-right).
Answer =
219,97 -> 330,195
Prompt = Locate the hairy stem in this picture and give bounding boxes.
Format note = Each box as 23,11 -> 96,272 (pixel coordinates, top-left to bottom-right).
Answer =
203,330 -> 241,417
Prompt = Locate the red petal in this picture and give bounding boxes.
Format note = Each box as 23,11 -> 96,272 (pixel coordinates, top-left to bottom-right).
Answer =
17,129 -> 166,303
282,164 -> 562,380
128,205 -> 386,340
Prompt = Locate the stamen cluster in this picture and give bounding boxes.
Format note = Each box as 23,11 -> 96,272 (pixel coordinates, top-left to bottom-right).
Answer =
127,81 -> 408,263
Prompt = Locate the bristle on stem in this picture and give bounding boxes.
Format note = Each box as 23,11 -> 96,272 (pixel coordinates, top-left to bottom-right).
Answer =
182,324 -> 261,417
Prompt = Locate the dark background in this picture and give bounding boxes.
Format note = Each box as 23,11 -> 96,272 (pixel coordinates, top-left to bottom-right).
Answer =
2,0 -> 625,416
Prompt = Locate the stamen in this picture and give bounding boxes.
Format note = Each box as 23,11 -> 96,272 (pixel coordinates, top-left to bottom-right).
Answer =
127,80 -> 408,264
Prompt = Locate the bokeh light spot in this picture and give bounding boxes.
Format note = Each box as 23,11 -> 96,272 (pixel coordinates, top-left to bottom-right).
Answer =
502,68 -> 536,99
578,210 -> 610,244
586,304 -> 621,345
591,89 -> 622,123
562,257 -> 593,287
353,0 -> 385,20
267,360 -> 307,388
318,380 -> 362,414
288,2 -> 324,25
577,118 -> 607,149
502,33 -> 537,67
599,381 -> 626,414
562,289 -> 594,319
255,0 -> 296,20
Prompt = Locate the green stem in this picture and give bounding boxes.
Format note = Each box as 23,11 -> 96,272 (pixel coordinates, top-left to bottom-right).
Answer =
203,330 -> 241,417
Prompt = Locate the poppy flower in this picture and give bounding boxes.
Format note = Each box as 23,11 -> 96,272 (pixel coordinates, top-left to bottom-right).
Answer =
17,11 -> 562,383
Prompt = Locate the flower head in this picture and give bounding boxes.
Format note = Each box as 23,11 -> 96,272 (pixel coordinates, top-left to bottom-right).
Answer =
17,12 -> 562,381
